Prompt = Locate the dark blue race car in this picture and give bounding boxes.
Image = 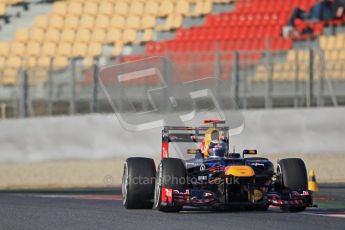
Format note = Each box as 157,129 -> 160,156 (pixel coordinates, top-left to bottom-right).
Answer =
122,120 -> 314,212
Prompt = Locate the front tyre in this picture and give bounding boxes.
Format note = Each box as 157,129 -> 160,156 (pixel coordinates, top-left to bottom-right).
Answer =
277,158 -> 308,212
154,158 -> 186,212
277,158 -> 308,191
122,157 -> 156,209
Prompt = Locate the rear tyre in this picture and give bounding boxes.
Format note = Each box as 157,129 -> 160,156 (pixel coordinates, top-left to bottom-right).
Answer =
154,158 -> 186,212
277,158 -> 308,212
122,157 -> 156,209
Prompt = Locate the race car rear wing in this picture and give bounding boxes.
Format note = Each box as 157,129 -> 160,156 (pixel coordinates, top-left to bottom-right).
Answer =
161,125 -> 229,159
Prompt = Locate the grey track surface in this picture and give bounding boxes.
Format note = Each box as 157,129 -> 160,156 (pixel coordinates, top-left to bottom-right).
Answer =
0,186 -> 344,230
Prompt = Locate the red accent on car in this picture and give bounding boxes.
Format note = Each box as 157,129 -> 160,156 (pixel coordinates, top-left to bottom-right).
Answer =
303,191 -> 309,196
161,188 -> 173,204
162,141 -> 169,159
173,189 -> 190,204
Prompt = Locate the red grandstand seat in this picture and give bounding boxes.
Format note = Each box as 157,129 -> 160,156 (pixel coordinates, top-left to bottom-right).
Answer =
146,41 -> 165,55
190,27 -> 200,41
176,28 -> 189,40
143,0 -> 324,78
205,15 -> 215,27
313,22 -> 324,35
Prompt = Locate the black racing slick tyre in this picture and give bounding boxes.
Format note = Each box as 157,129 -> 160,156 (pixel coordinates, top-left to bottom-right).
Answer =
154,158 -> 186,212
122,157 -> 156,209
277,158 -> 308,212
277,158 -> 308,191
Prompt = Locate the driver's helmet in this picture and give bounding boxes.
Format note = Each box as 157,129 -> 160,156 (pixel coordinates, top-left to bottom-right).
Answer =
208,140 -> 227,158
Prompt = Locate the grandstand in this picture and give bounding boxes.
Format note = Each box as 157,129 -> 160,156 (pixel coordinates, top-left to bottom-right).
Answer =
0,0 -> 345,118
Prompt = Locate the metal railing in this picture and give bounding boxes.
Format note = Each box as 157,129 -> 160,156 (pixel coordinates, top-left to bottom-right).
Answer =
0,48 -> 344,119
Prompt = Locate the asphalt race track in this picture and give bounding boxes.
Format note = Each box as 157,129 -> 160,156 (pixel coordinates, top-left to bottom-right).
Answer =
0,186 -> 344,230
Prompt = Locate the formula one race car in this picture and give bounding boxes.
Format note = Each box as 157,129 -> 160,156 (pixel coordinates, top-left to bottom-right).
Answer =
122,120 -> 314,212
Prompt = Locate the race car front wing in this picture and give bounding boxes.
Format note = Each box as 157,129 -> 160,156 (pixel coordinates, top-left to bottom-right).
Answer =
160,187 -> 313,209
266,190 -> 314,209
